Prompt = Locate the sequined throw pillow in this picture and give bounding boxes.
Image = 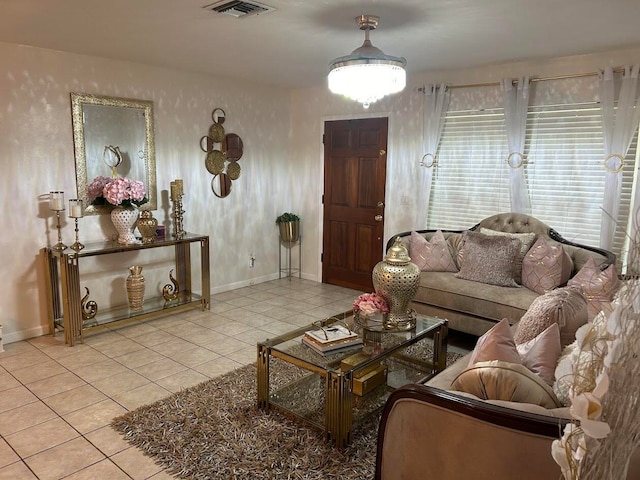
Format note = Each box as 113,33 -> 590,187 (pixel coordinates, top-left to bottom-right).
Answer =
409,230 -> 458,272
479,228 -> 537,284
454,231 -> 521,287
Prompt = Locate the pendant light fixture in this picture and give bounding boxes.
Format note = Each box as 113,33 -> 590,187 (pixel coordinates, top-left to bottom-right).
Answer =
328,15 -> 407,108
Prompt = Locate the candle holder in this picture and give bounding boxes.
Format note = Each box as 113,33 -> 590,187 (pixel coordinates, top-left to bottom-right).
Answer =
170,180 -> 186,239
50,191 -> 67,252
69,199 -> 84,251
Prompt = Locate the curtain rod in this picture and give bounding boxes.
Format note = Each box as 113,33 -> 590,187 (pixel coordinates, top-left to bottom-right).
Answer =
428,67 -> 627,90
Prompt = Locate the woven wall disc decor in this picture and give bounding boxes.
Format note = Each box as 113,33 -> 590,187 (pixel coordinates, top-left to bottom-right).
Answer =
201,107 -> 243,198
205,150 -> 225,175
227,161 -> 241,180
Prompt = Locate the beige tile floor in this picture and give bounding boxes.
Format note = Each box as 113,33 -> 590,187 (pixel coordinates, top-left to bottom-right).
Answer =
0,278 -> 366,479
0,278 -> 476,479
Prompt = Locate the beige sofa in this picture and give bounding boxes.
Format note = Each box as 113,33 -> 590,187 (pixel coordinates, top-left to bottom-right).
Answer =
390,212 -> 615,336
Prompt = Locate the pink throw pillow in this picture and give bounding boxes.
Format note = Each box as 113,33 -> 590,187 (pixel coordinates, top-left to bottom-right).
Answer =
468,319 -> 521,366
521,236 -> 573,294
410,230 -> 458,272
568,257 -> 620,320
516,323 -> 562,385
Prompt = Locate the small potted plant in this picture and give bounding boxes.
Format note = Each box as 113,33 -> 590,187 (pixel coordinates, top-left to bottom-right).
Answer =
276,212 -> 300,243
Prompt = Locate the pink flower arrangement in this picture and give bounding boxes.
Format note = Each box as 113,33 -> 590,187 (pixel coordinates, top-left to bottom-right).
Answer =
353,293 -> 389,317
88,175 -> 147,209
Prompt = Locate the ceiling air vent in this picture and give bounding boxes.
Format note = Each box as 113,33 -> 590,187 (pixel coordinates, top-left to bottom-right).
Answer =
204,0 -> 275,18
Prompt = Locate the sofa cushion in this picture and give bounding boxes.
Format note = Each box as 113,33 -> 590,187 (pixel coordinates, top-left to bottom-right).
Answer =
455,231 -> 521,287
468,319 -> 520,366
417,272 -> 539,323
516,323 -> 562,385
451,360 -> 563,409
521,236 -> 573,294
568,257 -> 620,320
513,286 -> 588,348
410,230 -> 457,272
479,228 -> 537,284
468,319 -> 561,385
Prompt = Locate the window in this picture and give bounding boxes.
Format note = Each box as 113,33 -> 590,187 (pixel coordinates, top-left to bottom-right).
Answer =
426,108 -> 510,230
427,100 -> 638,262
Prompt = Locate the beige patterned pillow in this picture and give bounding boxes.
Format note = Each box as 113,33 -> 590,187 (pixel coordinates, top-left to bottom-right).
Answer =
521,236 -> 573,294
513,286 -> 587,348
568,257 -> 620,320
480,228 -> 537,284
409,230 -> 457,272
455,231 -> 520,287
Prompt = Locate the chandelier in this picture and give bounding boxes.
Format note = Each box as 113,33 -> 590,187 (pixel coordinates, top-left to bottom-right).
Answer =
328,15 -> 407,108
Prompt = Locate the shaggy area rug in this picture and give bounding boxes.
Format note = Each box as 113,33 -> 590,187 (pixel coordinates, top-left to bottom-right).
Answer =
112,348 -> 464,480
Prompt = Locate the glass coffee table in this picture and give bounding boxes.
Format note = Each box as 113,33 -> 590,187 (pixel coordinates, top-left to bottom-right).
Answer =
257,313 -> 448,447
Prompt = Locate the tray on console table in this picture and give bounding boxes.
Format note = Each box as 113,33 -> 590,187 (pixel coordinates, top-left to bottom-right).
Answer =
42,233 -> 210,346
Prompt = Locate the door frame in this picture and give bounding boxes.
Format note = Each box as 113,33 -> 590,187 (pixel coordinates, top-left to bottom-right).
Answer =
316,111 -> 394,284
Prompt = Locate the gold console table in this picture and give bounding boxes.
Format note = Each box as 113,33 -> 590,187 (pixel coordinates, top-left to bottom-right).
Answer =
42,233 -> 210,346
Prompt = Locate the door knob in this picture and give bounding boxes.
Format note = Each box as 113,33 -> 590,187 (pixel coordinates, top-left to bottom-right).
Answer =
375,215 -> 383,222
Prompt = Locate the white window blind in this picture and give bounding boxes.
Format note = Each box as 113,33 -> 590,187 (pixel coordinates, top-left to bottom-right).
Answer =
425,102 -> 638,260
426,109 -> 510,230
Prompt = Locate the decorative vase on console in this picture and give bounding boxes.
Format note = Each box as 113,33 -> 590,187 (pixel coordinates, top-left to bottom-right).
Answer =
87,175 -> 148,245
111,207 -> 140,245
136,210 -> 158,244
126,265 -> 145,310
372,237 -> 420,330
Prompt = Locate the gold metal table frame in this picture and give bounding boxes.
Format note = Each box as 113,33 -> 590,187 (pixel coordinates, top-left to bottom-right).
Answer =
257,315 -> 448,447
42,233 -> 210,346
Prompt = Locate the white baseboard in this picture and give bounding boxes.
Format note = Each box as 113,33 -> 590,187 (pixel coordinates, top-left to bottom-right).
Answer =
210,272 -> 320,294
2,325 -> 50,346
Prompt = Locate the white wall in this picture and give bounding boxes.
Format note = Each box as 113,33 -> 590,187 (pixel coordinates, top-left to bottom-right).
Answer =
289,46 -> 640,283
0,42 -> 291,343
2,39 -> 639,344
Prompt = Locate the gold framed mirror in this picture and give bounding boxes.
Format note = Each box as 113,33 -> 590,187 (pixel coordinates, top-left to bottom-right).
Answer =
71,93 -> 157,215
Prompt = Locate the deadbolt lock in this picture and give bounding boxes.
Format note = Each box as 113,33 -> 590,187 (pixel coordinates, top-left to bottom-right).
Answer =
379,149 -> 386,156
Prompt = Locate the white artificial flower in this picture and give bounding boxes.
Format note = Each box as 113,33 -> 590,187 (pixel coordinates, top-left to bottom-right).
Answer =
551,437 -> 573,478
606,304 -> 623,337
570,373 -> 611,439
574,322 -> 593,350
604,338 -> 622,367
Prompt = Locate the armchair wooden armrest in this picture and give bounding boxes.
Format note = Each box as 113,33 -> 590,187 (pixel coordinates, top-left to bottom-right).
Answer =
375,384 -> 569,480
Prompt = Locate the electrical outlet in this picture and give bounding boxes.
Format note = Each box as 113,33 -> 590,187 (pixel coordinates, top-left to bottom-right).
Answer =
249,253 -> 255,268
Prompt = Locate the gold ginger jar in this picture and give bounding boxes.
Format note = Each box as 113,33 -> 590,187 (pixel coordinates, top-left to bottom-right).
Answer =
137,210 -> 158,244
372,237 -> 420,330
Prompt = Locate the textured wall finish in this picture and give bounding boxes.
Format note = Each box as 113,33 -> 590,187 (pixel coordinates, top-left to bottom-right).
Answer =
0,42 -> 290,343
1,39 -> 639,344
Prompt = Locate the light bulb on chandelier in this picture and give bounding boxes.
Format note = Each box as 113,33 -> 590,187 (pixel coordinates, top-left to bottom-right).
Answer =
328,15 -> 407,108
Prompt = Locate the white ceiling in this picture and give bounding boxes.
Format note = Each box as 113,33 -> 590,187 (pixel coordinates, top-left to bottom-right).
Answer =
1,0 -> 639,90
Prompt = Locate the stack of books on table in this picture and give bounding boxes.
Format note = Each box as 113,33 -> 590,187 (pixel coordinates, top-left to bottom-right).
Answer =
302,325 -> 363,356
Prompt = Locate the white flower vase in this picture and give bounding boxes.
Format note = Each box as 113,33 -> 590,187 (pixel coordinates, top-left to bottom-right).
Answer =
111,207 -> 139,244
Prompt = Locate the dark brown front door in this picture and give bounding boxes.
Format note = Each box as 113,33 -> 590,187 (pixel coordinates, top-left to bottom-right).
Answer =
322,117 -> 388,292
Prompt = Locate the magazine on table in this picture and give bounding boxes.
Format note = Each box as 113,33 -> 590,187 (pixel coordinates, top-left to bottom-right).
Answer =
302,335 -> 363,355
304,325 -> 358,344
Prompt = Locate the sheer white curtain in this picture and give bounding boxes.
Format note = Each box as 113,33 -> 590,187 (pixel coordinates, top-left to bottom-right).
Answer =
599,65 -> 640,250
501,77 -> 532,214
416,84 -> 449,227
